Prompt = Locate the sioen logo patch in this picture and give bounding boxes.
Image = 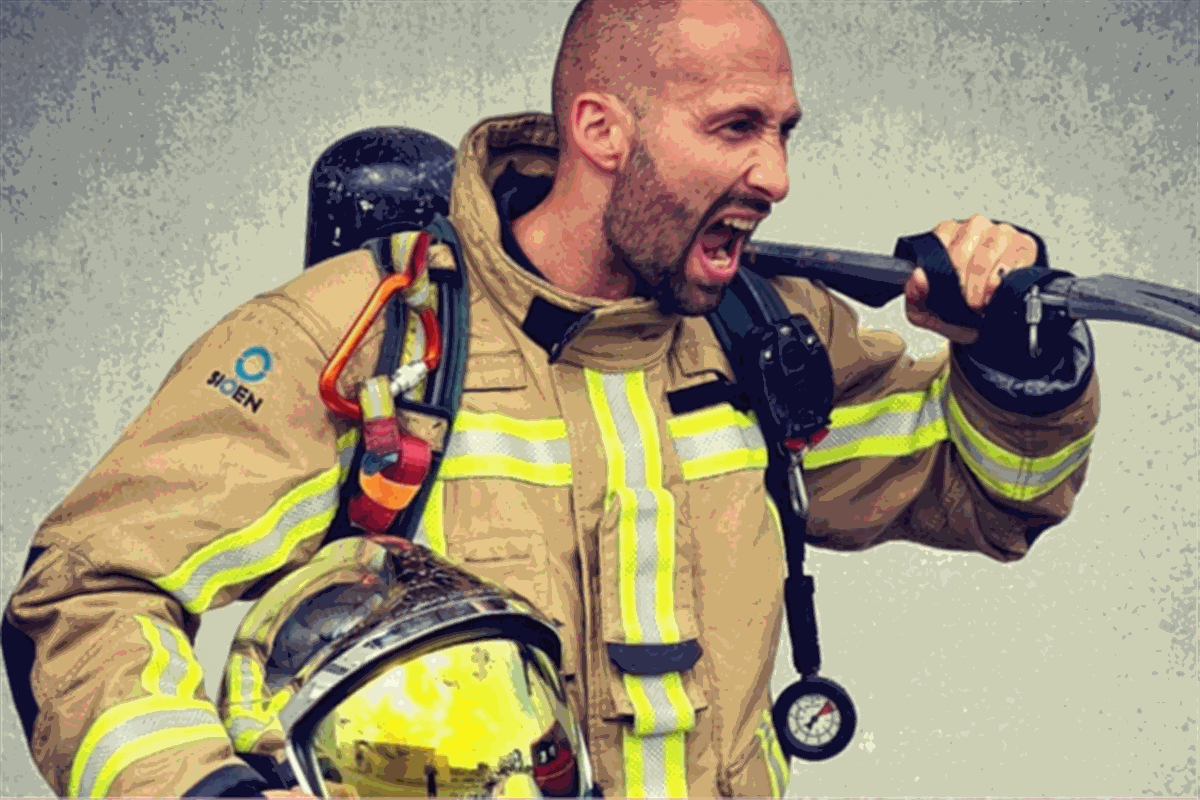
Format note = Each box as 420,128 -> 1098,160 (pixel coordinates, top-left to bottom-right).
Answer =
206,346 -> 273,413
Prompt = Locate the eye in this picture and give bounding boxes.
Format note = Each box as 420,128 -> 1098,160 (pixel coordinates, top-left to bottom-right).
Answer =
725,118 -> 757,134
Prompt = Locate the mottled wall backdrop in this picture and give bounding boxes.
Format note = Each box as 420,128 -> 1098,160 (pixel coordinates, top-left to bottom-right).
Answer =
1,1 -> 1195,797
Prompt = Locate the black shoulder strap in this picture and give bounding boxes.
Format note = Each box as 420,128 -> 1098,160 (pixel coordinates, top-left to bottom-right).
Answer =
322,215 -> 470,546
706,267 -> 834,677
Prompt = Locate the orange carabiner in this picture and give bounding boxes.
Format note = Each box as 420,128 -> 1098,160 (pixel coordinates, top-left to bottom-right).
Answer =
319,232 -> 437,420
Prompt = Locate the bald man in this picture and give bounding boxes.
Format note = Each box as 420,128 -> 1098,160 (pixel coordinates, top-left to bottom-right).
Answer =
5,0 -> 1098,798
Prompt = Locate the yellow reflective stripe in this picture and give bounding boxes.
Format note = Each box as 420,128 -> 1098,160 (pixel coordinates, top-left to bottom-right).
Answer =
803,371 -> 951,471
622,727 -> 689,799
946,392 -> 1096,501
134,617 -> 170,695
681,447 -> 769,481
587,371 -> 627,496
651,481 -> 679,643
154,434 -> 357,614
755,724 -> 780,798
454,411 -> 567,440
90,722 -> 228,798
666,403 -> 754,439
222,653 -> 292,752
669,404 -> 768,481
756,710 -> 788,798
765,494 -> 786,549
831,370 -> 950,427
628,371 -> 662,483
416,480 -> 447,557
624,727 -> 646,796
439,454 -> 572,485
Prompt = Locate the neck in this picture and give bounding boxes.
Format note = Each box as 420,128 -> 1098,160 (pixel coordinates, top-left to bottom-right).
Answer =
510,163 -> 636,301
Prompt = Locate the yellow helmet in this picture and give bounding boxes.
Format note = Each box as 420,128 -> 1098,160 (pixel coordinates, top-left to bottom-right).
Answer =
218,536 -> 595,798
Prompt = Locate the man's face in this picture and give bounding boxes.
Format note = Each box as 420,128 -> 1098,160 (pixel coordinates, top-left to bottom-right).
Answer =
602,16 -> 800,315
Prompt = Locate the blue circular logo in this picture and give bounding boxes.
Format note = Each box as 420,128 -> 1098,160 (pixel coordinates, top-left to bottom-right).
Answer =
235,346 -> 273,383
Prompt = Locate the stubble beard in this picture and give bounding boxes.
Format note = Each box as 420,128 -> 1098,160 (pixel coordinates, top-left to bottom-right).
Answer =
602,137 -> 727,316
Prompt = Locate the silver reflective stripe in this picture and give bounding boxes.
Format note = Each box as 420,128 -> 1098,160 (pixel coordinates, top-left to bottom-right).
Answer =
950,419 -> 1090,489
671,421 -> 764,464
438,413 -> 572,486
167,484 -> 341,611
943,393 -> 1096,501
600,372 -> 673,645
443,430 -> 571,465
155,437 -> 356,615
816,396 -> 944,451
147,619 -> 192,696
640,735 -> 669,798
635,673 -> 686,735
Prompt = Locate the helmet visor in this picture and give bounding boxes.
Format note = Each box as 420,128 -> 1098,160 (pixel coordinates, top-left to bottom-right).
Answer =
303,638 -> 590,798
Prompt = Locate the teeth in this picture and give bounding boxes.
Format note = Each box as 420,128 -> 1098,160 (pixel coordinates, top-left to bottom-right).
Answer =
720,217 -> 756,232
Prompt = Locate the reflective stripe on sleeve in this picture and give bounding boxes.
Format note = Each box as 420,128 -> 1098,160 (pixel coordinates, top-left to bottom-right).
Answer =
221,652 -> 292,753
668,404 -> 767,480
756,710 -> 789,798
802,370 -> 951,471
154,431 -> 358,615
802,369 -> 1093,503
945,392 -> 1096,502
70,616 -> 227,798
412,479 -> 446,557
439,412 -> 572,486
586,368 -> 694,798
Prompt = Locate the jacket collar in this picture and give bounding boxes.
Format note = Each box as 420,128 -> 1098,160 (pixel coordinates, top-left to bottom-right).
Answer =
449,112 -> 680,372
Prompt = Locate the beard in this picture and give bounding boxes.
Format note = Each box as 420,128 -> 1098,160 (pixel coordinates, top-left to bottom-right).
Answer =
603,136 -> 732,316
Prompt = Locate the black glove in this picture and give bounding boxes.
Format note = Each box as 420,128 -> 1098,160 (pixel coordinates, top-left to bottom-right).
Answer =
895,225 -> 1095,416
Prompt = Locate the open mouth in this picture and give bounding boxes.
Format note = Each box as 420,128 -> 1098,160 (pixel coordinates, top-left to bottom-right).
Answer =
694,214 -> 758,282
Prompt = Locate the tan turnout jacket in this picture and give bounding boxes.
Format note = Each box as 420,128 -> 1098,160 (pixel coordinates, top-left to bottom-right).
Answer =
6,113 -> 1099,798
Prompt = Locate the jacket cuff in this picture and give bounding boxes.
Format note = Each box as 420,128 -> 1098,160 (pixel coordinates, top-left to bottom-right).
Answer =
182,763 -> 270,798
952,320 -> 1095,416
949,223 -> 1095,416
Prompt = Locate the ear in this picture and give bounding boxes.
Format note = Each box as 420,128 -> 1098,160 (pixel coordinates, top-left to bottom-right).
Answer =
565,91 -> 635,174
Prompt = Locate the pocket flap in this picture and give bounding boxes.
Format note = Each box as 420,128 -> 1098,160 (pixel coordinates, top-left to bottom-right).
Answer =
462,352 -> 529,390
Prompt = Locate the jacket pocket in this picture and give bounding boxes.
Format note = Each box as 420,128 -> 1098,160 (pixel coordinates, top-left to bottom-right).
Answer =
446,532 -> 579,680
595,491 -> 709,724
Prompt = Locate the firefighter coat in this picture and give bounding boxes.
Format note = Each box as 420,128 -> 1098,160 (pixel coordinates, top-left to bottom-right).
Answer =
5,112 -> 1100,798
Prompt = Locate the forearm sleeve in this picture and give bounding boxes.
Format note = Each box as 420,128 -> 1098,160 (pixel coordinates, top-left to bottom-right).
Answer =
772,277 -> 1099,561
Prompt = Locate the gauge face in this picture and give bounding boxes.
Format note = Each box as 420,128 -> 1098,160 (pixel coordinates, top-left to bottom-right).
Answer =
786,693 -> 841,747
772,676 -> 857,762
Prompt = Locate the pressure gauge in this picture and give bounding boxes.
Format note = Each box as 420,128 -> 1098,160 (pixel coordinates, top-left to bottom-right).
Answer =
772,675 -> 857,761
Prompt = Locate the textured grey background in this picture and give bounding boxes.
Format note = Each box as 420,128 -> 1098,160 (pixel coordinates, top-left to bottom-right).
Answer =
1,1 -> 1195,797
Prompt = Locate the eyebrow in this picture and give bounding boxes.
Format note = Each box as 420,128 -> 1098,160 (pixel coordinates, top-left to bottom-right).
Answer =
711,104 -> 803,130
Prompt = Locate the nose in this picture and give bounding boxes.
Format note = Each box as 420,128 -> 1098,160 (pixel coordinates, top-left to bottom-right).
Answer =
745,142 -> 790,203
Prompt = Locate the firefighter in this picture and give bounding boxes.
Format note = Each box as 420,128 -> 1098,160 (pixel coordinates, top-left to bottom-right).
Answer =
3,1 -> 1097,797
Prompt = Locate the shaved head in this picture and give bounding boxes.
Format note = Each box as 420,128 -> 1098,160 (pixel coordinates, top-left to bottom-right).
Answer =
551,0 -> 677,128
552,0 -> 783,132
